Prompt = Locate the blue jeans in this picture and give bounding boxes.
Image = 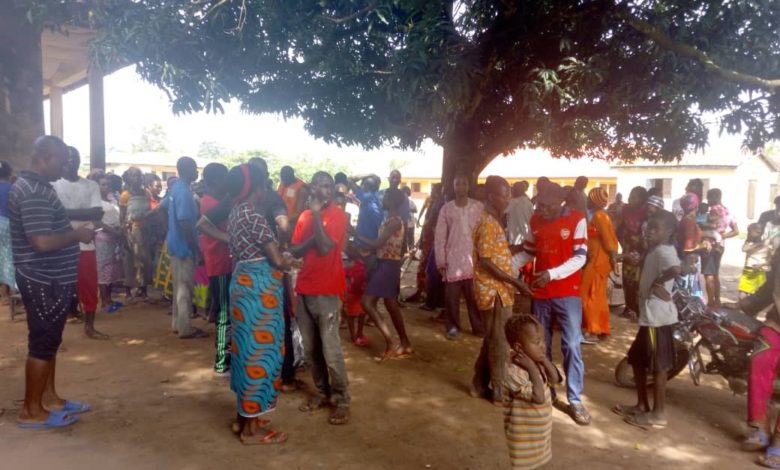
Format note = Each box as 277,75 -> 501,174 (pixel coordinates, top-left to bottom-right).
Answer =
533,296 -> 585,405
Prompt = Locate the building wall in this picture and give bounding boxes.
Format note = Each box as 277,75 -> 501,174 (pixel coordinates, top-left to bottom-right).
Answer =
615,162 -> 777,226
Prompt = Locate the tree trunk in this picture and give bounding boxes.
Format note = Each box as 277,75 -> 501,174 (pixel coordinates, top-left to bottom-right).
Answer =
0,6 -> 44,172
441,137 -> 494,198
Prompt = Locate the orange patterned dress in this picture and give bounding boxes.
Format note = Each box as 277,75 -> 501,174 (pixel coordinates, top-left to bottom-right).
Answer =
473,211 -> 515,311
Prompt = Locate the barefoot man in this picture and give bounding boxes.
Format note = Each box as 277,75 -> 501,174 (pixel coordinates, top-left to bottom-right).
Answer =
10,136 -> 96,428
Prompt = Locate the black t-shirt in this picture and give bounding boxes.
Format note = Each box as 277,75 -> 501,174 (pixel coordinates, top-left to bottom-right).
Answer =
759,210 -> 776,229
205,191 -> 288,236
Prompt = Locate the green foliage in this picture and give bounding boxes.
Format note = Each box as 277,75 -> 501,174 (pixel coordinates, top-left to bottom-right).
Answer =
23,0 -> 780,172
131,123 -> 168,153
196,140 -> 225,160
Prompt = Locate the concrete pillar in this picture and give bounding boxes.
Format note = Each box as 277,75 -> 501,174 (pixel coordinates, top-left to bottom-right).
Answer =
50,86 -> 64,138
88,64 -> 105,170
0,6 -> 44,171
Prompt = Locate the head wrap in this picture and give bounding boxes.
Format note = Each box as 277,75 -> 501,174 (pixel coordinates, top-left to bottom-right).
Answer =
646,195 -> 664,210
231,164 -> 253,204
588,187 -> 609,209
680,193 -> 699,213
537,182 -> 566,206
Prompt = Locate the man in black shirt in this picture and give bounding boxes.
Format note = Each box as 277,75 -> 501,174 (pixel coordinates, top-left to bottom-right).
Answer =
758,196 -> 780,230
10,136 -> 95,428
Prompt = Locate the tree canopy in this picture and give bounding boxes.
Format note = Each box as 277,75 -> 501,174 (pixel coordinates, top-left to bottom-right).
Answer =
24,0 -> 780,178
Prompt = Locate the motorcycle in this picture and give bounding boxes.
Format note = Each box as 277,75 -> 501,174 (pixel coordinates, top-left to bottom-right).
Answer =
614,287 -> 780,397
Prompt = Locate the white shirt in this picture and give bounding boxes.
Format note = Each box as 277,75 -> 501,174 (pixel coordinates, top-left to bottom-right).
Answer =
53,177 -> 102,251
101,199 -> 121,228
505,194 -> 534,245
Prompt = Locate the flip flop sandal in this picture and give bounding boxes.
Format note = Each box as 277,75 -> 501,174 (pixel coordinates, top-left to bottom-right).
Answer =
570,404 -> 592,426
299,397 -> 330,413
240,430 -> 288,445
744,429 -> 771,452
624,412 -> 666,430
759,447 -> 780,469
180,329 -> 209,339
329,407 -> 350,426
374,347 -> 408,362
50,400 -> 91,414
17,410 -> 79,429
612,404 -> 645,418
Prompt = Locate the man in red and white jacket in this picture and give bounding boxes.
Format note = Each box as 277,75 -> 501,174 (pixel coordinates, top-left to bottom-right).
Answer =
513,182 -> 591,425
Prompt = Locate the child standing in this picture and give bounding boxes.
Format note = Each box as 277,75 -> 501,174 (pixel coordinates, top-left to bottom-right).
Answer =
739,223 -> 770,299
504,315 -> 562,469
616,210 -> 681,429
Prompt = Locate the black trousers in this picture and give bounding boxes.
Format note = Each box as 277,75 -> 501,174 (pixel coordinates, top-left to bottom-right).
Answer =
444,279 -> 484,335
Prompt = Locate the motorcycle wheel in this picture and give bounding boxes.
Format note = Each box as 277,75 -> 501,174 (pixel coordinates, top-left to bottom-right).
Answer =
615,357 -> 639,388
614,352 -> 689,389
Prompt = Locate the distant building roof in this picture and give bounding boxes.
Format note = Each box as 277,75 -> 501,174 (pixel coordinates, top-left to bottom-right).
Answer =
400,148 -> 616,179
610,140 -> 778,172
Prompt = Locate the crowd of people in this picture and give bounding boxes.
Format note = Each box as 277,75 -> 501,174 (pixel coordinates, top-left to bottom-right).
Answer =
6,135 -> 780,467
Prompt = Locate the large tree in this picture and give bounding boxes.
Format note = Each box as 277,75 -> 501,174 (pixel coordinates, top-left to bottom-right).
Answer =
23,0 -> 780,184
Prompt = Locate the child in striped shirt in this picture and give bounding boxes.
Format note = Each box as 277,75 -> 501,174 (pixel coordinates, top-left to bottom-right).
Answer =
504,315 -> 562,469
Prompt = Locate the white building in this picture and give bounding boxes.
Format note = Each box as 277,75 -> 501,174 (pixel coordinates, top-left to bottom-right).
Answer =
612,149 -> 779,227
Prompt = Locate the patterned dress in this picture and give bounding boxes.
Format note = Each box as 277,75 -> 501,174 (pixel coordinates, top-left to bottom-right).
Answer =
473,211 -> 515,310
228,201 -> 285,417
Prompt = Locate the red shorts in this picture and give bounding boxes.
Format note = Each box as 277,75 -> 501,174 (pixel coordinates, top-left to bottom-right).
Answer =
78,251 -> 99,312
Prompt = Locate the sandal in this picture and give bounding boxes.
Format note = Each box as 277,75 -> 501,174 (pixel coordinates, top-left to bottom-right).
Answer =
612,404 -> 646,418
299,396 -> 330,413
744,428 -> 771,452
329,406 -> 350,425
240,429 -> 288,445
759,447 -> 780,468
624,412 -> 667,430
569,403 -> 592,426
375,347 -> 410,362
17,410 -> 78,429
180,329 -> 209,339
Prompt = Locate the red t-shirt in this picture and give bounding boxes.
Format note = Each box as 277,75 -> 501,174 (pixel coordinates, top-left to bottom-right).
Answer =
199,194 -> 232,277
292,203 -> 347,296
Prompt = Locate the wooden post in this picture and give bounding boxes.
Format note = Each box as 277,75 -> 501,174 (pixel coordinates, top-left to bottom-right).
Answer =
50,86 -> 64,138
0,6 -> 44,171
88,64 -> 105,170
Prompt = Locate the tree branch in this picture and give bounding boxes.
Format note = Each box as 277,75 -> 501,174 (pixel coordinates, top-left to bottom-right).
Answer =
319,3 -> 378,24
614,8 -> 780,92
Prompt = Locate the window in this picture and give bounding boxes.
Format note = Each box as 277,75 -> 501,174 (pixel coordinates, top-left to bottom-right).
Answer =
648,178 -> 672,199
411,182 -> 421,193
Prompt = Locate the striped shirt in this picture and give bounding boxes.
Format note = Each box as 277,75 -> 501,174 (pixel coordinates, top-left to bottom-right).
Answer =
9,171 -> 79,285
504,363 -> 552,469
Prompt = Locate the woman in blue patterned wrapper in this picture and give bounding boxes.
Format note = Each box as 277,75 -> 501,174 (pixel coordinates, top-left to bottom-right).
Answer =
0,160 -> 14,304
226,164 -> 290,445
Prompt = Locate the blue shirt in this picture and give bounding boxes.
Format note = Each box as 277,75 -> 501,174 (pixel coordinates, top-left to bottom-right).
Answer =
355,188 -> 384,247
166,180 -> 199,259
0,181 -> 10,218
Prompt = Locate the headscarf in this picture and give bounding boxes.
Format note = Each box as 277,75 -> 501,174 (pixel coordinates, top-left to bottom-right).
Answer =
588,187 -> 609,209
646,195 -> 664,210
680,193 -> 699,213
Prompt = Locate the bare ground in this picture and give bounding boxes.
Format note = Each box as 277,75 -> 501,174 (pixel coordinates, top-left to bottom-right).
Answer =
0,241 -> 767,469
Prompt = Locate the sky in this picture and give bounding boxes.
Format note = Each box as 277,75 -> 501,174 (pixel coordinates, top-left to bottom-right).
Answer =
44,65 -> 749,175
45,65 -> 438,174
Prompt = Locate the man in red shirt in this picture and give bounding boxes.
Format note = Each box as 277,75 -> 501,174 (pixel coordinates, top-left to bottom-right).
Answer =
199,163 -> 232,374
291,171 -> 350,425
513,182 -> 591,425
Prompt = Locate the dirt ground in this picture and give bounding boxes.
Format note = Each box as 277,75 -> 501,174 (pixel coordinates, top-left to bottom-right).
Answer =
0,239 -> 768,469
